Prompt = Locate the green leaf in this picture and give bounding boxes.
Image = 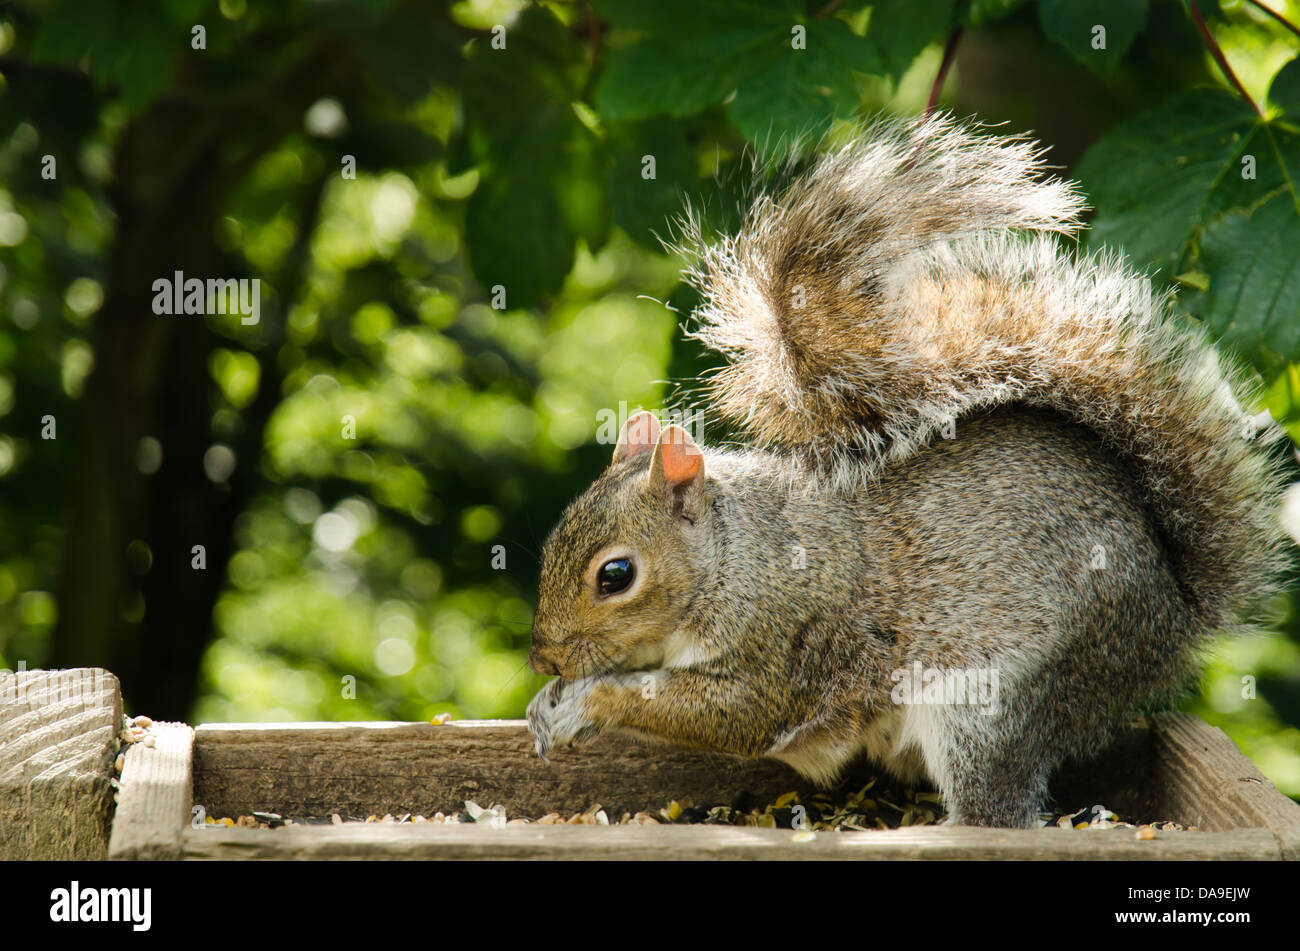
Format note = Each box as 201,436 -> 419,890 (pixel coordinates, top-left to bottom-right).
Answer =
595,28 -> 775,121
865,0 -> 957,79
465,173 -> 574,309
107,17 -> 182,113
30,0 -> 114,63
1079,89 -> 1300,379
1039,0 -> 1148,76
347,7 -> 463,102
552,124 -> 612,253
1268,56 -> 1300,116
1075,90 -> 1279,278
32,0 -> 180,112
1263,363 -> 1300,428
1183,191 -> 1300,381
727,19 -> 876,144
164,0 -> 211,19
1173,270 -> 1210,293
597,10 -> 874,145
459,4 -> 594,303
606,119 -> 697,244
461,5 -> 584,142
593,0 -> 801,32
957,0 -> 1029,27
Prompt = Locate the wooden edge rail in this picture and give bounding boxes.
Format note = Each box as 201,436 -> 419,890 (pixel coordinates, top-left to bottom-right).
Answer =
108,722 -> 195,861
185,715 -> 1300,860
1151,712 -> 1300,860
6,669 -> 1300,860
179,823 -> 1282,861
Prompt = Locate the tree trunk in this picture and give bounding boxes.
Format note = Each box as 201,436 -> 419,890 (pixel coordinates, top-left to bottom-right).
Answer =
52,44 -> 354,719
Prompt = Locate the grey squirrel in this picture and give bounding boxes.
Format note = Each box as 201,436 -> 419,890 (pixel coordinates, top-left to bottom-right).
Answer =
524,115 -> 1290,827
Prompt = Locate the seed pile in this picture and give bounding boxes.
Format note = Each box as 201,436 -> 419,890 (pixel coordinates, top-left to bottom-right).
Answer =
109,714 -> 156,803
198,778 -> 1191,837
1037,804 -> 1193,833
196,716 -> 1189,838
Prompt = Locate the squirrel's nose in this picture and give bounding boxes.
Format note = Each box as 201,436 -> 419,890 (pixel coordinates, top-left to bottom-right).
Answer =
528,643 -> 561,676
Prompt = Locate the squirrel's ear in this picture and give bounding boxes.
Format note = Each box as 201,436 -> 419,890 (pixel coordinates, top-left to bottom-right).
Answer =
612,411 -> 661,465
648,425 -> 706,522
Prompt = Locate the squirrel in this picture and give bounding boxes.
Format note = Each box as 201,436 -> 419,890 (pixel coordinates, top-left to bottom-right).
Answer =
524,115 -> 1291,828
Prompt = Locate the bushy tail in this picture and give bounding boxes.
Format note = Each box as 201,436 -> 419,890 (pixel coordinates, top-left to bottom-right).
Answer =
683,114 -> 1288,634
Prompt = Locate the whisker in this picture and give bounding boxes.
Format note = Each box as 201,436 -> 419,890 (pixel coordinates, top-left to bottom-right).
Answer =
483,659 -> 533,710
498,535 -> 541,562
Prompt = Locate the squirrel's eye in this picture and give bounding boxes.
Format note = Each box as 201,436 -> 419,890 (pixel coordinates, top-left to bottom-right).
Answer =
597,558 -> 634,595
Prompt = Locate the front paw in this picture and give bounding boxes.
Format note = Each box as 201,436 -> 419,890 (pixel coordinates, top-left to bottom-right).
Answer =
526,677 -> 602,759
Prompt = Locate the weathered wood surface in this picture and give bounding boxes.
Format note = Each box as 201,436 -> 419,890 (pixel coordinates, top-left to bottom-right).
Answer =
0,667 -> 121,860
193,717 -> 1300,832
193,720 -> 820,821
6,665 -> 1292,861
108,722 -> 195,861
180,822 -> 1284,861
1152,712 -> 1300,860
0,698 -> 1240,861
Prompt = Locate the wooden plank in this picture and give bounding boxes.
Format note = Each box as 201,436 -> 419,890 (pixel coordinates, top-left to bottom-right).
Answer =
108,722 -> 195,861
0,667 -> 121,860
1151,712 -> 1300,860
180,822 -> 1281,861
193,720 -> 819,822
187,714 -> 1297,860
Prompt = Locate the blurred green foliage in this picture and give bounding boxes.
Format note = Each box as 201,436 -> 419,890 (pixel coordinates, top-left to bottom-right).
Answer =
0,0 -> 1298,796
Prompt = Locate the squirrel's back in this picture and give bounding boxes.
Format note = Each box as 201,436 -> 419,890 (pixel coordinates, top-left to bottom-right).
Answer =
865,403 -> 1191,661
850,404 -> 1198,797
682,115 -> 1289,645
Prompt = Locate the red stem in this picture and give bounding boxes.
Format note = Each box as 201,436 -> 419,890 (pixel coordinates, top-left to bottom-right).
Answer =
926,28 -> 963,117
1188,0 -> 1264,117
1245,0 -> 1300,42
